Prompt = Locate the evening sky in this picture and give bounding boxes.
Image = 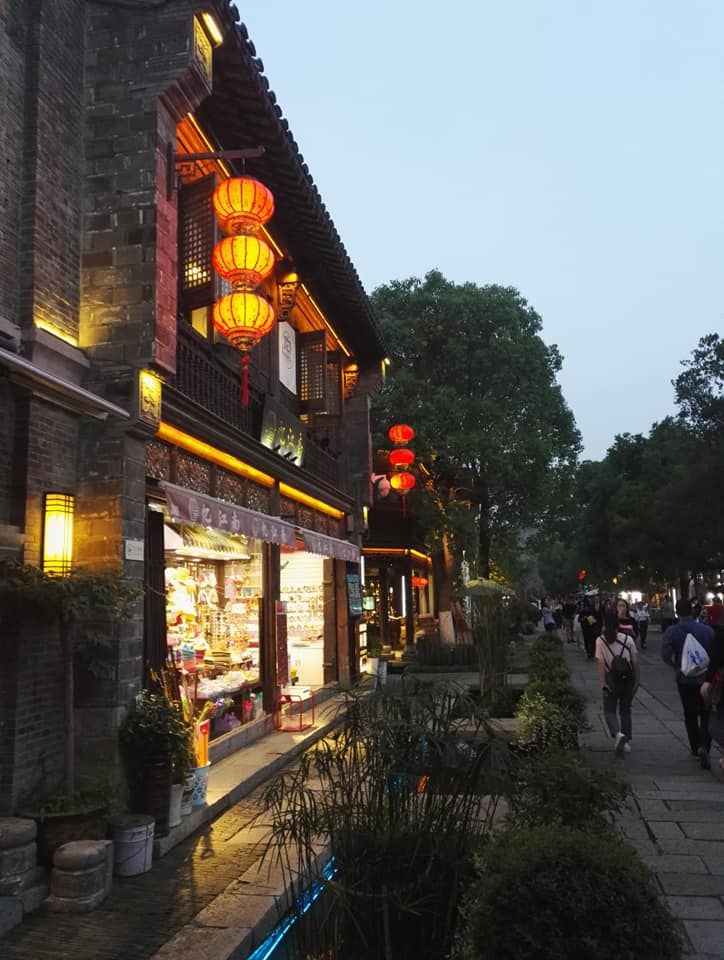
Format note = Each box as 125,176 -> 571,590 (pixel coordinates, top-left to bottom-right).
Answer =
242,1 -> 724,459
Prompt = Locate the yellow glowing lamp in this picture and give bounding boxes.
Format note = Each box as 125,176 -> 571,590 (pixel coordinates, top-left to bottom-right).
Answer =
212,177 -> 275,236
213,292 -> 275,405
42,493 -> 74,576
212,235 -> 275,290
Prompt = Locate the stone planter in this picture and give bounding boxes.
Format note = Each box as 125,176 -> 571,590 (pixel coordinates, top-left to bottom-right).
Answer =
20,807 -> 109,868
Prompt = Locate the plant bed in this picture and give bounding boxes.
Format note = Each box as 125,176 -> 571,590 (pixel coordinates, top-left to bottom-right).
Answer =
19,790 -> 111,866
457,825 -> 682,960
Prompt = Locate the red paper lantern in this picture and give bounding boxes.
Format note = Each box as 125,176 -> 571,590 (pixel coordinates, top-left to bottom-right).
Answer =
390,470 -> 416,516
212,235 -> 275,290
411,576 -> 428,589
213,292 -> 275,405
388,448 -> 415,470
212,177 -> 275,235
388,424 -> 415,446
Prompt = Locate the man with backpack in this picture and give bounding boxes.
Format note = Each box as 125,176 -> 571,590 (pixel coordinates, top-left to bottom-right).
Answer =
661,598 -> 715,768
596,609 -> 640,755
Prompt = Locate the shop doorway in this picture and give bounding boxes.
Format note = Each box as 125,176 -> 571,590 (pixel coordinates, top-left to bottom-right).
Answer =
280,550 -> 329,689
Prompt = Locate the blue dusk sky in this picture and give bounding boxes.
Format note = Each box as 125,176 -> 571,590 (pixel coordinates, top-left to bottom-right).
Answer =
241,1 -> 724,459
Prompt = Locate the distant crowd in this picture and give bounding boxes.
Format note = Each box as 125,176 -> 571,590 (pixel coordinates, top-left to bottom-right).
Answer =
530,592 -> 724,766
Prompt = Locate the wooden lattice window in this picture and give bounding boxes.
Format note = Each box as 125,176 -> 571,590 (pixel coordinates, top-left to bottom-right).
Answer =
323,351 -> 342,417
179,175 -> 217,309
299,330 -> 326,413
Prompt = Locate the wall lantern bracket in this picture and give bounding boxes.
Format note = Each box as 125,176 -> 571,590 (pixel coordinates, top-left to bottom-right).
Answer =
167,145 -> 266,199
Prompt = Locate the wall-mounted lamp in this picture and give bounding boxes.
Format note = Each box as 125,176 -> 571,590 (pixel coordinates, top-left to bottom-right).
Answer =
42,493 -> 74,576
277,267 -> 301,322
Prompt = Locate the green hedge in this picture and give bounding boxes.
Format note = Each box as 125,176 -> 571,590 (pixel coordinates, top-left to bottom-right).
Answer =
457,826 -> 682,960
508,749 -> 629,831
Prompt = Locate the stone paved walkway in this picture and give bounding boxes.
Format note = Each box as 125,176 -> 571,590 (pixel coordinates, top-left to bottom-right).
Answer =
0,784 -> 272,960
573,625 -> 724,960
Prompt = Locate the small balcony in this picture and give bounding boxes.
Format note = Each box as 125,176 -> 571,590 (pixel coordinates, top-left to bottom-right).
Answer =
172,324 -> 346,493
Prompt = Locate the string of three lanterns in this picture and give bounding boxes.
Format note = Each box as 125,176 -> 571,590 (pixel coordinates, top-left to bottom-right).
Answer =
211,176 -> 277,407
387,424 -> 416,516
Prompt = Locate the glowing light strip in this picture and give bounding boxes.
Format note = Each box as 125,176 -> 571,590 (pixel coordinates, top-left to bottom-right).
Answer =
34,318 -> 79,348
279,482 -> 344,520
247,858 -> 337,960
362,547 -> 433,566
157,423 -> 275,488
200,12 -> 223,46
300,283 -> 352,358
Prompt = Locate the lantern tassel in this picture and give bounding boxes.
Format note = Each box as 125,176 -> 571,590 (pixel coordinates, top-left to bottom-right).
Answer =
241,353 -> 250,407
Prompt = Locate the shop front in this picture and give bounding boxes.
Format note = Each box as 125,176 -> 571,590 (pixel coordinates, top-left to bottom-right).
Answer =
144,457 -> 361,761
361,548 -> 434,657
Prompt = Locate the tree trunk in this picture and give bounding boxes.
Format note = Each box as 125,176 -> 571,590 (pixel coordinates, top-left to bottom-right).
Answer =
434,533 -> 456,644
60,619 -> 75,795
478,488 -> 491,580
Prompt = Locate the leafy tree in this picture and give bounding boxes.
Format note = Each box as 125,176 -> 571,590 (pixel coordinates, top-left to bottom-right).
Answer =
371,272 -> 580,637
674,332 -> 724,435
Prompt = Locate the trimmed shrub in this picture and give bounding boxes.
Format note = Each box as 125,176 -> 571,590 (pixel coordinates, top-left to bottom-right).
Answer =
508,749 -> 629,831
457,826 -> 682,960
515,691 -> 578,750
525,677 -> 588,732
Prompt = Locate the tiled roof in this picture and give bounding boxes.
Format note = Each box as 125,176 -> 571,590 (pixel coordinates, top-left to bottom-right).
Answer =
197,2 -> 386,364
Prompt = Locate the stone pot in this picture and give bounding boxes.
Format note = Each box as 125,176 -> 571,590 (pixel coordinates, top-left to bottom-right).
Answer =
20,807 -> 109,868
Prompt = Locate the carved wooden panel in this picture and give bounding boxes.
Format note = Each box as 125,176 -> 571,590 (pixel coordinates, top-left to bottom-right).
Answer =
145,441 -> 171,481
175,452 -> 211,493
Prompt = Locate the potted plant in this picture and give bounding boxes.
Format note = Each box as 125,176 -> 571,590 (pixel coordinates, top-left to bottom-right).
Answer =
119,692 -> 194,837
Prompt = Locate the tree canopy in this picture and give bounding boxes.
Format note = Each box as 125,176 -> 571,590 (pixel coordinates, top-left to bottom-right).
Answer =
371,271 -> 580,586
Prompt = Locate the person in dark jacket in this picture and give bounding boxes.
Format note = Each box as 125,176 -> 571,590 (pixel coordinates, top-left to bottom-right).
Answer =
661,598 -> 715,768
580,597 -> 602,661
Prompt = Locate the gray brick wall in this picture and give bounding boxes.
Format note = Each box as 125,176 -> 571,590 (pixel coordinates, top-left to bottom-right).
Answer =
0,1 -> 27,331
17,0 -> 85,340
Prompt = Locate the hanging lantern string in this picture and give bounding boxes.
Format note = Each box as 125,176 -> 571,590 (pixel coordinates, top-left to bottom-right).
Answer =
241,354 -> 250,407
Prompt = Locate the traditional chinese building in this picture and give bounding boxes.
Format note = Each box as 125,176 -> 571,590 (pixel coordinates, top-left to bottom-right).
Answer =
0,0 -> 384,813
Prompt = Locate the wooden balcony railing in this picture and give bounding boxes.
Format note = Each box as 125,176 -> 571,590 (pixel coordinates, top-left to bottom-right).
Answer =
174,325 -> 346,493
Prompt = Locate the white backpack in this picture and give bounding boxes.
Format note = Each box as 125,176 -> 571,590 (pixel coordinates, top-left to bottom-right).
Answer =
681,632 -> 710,678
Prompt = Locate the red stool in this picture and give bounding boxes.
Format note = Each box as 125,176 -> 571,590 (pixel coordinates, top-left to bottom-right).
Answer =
274,686 -> 316,732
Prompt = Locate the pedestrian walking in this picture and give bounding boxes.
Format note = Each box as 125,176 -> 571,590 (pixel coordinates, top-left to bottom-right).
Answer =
580,596 -> 602,661
661,598 -> 715,768
660,594 -> 676,635
615,597 -> 640,648
562,595 -> 577,644
633,600 -> 650,649
596,608 -> 639,755
541,602 -> 557,633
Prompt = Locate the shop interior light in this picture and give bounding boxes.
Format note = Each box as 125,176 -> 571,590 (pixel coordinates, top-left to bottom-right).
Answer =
401,575 -> 407,617
42,493 -> 74,576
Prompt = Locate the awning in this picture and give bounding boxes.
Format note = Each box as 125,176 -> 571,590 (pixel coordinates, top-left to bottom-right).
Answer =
161,482 -> 296,547
301,528 -> 360,564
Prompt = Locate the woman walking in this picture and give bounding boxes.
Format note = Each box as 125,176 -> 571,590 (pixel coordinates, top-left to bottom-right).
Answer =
616,597 -> 640,648
580,596 -> 602,661
596,608 -> 640,754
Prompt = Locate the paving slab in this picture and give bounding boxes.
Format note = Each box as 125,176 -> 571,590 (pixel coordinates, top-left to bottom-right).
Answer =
659,875 -> 724,897
666,897 -> 724,920
642,855 -> 708,874
682,920 -> 724,957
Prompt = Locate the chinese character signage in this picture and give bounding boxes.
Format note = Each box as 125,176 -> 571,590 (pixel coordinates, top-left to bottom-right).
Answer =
260,396 -> 305,467
278,322 -> 297,394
